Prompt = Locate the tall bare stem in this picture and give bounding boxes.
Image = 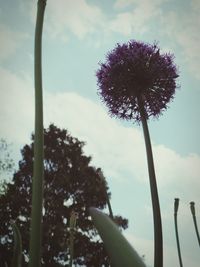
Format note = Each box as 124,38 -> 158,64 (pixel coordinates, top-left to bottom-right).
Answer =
29,1 -> 46,266
190,202 -> 200,247
174,198 -> 183,267
138,96 -> 163,267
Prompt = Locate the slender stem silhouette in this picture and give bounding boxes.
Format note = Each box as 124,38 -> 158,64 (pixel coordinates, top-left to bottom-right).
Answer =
138,96 -> 163,267
106,194 -> 114,220
174,198 -> 183,267
97,168 -> 114,220
29,1 -> 46,266
69,211 -> 78,267
11,223 -> 22,267
190,202 -> 200,247
69,229 -> 74,267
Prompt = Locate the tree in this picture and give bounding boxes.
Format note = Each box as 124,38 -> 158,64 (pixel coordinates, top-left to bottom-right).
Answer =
0,124 -> 128,267
0,139 -> 15,195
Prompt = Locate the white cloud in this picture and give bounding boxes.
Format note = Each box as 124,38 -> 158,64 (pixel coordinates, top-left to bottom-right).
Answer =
114,0 -> 163,9
25,0 -> 162,42
114,0 -> 136,9
191,0 -> 200,11
125,232 -> 176,267
125,226 -> 200,267
0,24 -> 28,62
0,68 -> 34,145
109,12 -> 134,36
44,0 -> 105,40
110,0 -> 163,35
154,146 -> 200,195
124,232 -> 153,266
19,0 -> 105,43
161,2 -> 200,80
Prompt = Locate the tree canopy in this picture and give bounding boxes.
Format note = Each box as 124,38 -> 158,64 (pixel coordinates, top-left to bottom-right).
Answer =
0,138 -> 15,195
0,124 -> 128,266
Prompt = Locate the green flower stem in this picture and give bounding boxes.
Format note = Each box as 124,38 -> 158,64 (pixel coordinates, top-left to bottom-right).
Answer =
174,198 -> 183,267
69,230 -> 74,267
138,96 -> 163,267
190,202 -> 200,247
97,169 -> 114,219
106,194 -> 114,220
29,1 -> 46,267
11,223 -> 22,267
69,211 -> 78,267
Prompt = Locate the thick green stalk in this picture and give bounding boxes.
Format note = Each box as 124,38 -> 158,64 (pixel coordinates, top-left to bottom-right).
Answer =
137,96 -> 163,267
190,202 -> 200,247
174,198 -> 183,267
69,226 -> 74,267
69,211 -> 78,267
11,223 -> 22,267
29,1 -> 46,267
69,231 -> 74,267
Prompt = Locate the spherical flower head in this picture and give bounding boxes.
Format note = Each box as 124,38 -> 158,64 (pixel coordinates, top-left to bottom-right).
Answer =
96,40 -> 179,122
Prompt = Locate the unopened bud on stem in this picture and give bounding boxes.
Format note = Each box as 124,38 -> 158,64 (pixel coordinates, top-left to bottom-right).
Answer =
174,198 -> 179,215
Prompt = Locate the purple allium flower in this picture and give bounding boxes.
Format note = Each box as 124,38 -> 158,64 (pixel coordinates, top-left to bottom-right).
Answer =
96,40 -> 179,122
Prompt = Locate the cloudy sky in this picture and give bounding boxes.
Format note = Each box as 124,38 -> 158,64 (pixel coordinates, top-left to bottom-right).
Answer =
0,0 -> 200,266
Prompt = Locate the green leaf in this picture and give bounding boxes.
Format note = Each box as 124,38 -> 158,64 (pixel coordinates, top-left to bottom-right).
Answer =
89,208 -> 146,267
11,223 -> 22,267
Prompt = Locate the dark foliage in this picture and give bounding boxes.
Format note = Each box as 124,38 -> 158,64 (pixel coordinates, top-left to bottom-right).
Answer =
96,40 -> 179,122
0,124 -> 128,267
0,139 -> 15,195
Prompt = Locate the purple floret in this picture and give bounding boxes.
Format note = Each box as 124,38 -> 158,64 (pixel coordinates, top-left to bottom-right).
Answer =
96,40 -> 179,122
